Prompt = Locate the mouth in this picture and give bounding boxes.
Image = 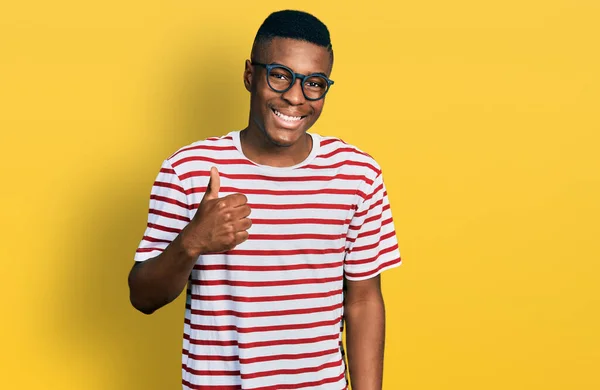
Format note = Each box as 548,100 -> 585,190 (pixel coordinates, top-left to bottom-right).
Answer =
271,108 -> 307,123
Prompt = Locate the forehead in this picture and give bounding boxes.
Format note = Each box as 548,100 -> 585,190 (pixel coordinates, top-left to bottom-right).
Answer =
258,37 -> 332,75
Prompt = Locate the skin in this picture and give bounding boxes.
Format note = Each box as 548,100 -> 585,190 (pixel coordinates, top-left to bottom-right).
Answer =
128,36 -> 386,390
344,275 -> 386,390
240,37 -> 331,167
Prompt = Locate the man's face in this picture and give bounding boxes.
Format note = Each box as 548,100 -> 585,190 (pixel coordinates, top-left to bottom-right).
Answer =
244,37 -> 333,147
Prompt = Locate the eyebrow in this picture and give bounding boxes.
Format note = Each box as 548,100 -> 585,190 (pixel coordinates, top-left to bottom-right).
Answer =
271,62 -> 329,77
312,72 -> 329,77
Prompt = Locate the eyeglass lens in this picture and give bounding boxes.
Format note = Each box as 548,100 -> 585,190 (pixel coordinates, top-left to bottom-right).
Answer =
267,66 -> 329,100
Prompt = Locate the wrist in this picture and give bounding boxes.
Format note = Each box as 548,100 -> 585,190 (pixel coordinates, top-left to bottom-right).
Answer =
178,226 -> 204,259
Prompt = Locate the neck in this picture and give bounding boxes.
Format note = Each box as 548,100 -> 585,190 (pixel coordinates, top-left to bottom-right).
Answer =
239,126 -> 313,168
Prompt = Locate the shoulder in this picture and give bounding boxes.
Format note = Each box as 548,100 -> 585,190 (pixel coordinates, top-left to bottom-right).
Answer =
163,133 -> 238,170
315,133 -> 383,178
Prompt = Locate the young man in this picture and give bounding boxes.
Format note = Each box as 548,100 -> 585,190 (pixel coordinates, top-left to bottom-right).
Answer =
129,9 -> 401,390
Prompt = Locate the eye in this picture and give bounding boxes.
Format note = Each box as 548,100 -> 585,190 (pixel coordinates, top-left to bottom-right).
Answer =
269,68 -> 292,81
307,81 -> 325,88
305,76 -> 327,90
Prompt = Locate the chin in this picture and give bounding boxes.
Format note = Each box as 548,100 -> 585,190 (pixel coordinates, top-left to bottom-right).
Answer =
264,129 -> 300,147
261,122 -> 309,148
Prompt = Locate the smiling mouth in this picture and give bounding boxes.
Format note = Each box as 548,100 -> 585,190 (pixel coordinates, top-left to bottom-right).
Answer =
272,108 -> 306,122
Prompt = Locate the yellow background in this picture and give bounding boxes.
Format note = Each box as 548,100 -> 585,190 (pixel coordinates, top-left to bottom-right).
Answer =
1,0 -> 598,389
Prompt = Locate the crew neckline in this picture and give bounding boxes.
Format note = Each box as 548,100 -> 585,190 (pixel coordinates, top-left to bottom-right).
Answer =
230,130 -> 321,172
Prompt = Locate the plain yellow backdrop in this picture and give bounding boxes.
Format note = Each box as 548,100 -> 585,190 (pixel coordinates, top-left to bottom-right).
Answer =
1,1 -> 598,389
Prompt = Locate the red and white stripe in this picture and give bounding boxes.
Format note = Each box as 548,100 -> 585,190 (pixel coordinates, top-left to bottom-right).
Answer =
135,131 -> 401,389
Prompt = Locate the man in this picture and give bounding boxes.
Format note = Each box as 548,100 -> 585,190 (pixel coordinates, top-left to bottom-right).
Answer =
129,9 -> 401,390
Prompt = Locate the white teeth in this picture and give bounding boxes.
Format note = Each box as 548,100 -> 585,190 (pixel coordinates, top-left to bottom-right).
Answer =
274,109 -> 302,121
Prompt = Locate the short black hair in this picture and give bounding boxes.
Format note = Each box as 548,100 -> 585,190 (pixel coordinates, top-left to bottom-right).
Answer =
252,9 -> 333,58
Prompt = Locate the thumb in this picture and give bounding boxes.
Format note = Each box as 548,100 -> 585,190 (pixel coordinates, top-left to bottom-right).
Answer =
203,166 -> 220,201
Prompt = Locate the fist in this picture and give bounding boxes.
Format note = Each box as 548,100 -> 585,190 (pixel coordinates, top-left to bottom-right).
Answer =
181,167 -> 252,256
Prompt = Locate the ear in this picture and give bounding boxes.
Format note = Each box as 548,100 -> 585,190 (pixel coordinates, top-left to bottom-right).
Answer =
243,59 -> 253,92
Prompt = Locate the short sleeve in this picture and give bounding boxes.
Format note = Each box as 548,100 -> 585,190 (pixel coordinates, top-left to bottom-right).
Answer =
134,159 -> 191,262
344,173 -> 402,280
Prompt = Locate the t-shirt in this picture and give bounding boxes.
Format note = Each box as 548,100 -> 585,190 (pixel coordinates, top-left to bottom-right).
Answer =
134,130 -> 402,389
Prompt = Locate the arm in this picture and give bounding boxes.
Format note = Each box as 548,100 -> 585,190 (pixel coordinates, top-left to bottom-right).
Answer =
127,228 -> 202,315
344,275 -> 386,390
128,167 -> 251,314
343,170 -> 401,388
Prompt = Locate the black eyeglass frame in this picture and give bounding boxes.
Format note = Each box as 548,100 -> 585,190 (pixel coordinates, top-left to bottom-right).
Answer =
251,61 -> 334,101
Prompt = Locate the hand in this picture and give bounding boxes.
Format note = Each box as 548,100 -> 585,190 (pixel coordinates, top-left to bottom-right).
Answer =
181,166 -> 252,256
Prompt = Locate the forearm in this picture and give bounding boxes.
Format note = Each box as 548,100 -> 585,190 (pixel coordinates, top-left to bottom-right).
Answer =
128,229 -> 199,314
345,296 -> 386,390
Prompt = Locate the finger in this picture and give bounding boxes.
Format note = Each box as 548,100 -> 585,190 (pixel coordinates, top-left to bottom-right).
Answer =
233,217 -> 253,232
233,230 -> 249,246
203,166 -> 220,201
222,193 -> 248,207
231,204 -> 251,220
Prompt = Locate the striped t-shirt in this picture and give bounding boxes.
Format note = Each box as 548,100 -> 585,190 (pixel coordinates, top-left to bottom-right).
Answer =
134,130 -> 402,389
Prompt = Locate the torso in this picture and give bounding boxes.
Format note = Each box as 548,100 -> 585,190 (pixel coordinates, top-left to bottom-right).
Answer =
161,131 -> 384,389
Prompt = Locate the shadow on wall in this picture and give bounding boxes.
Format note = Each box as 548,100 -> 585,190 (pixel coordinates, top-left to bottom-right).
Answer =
51,45 -> 249,389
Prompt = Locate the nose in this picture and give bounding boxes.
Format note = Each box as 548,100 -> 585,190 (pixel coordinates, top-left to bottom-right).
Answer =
280,77 -> 306,105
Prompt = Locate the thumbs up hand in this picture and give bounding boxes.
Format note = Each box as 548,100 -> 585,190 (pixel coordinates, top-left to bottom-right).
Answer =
181,167 -> 252,256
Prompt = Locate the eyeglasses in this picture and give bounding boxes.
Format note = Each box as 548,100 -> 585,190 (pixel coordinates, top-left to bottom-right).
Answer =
251,61 -> 334,101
